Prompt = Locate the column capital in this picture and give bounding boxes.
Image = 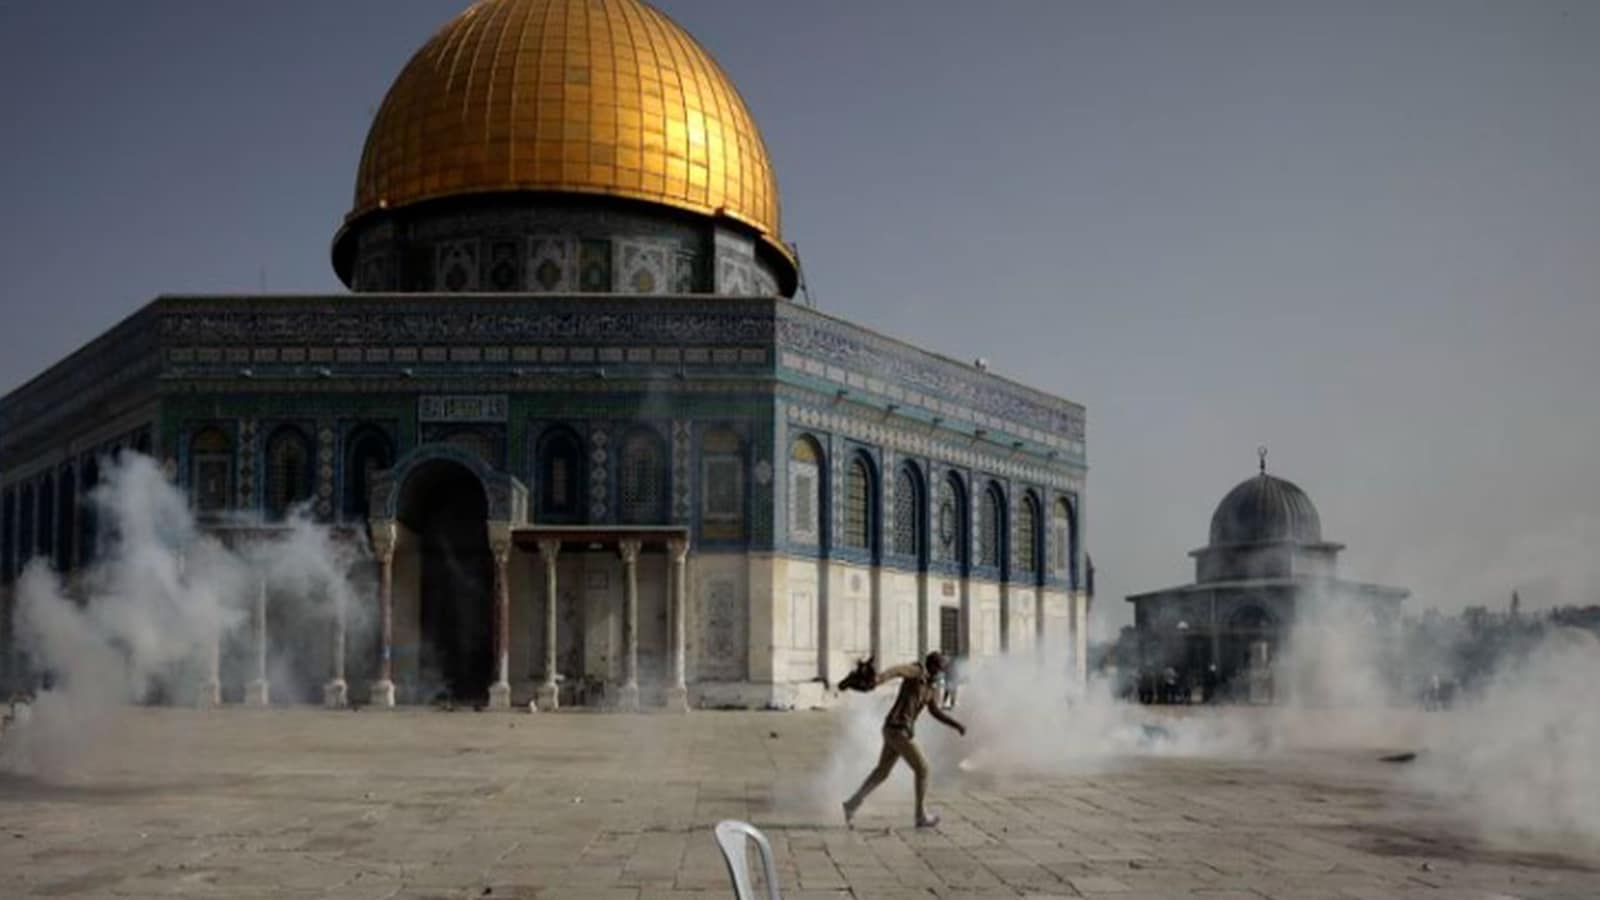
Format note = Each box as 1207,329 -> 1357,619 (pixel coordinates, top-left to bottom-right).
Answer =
368,519 -> 398,560
618,539 -> 642,564
486,520 -> 514,564
666,537 -> 690,564
537,538 -> 562,563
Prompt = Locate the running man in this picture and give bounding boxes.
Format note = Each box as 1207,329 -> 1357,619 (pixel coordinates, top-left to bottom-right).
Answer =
842,651 -> 965,829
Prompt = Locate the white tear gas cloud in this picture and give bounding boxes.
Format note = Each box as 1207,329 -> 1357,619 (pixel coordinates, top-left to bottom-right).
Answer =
816,588 -> 1600,845
2,453 -> 371,779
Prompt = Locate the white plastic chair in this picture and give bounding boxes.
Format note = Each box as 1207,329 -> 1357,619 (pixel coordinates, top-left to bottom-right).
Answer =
713,819 -> 781,900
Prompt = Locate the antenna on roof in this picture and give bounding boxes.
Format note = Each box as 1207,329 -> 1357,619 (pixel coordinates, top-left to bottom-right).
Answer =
791,241 -> 817,309
1258,445 -> 1268,475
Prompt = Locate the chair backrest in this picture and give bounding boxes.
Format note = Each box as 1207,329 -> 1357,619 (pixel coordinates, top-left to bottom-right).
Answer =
713,819 -> 780,900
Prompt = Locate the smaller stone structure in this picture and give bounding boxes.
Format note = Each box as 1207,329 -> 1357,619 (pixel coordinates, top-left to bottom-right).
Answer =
1126,451 -> 1407,703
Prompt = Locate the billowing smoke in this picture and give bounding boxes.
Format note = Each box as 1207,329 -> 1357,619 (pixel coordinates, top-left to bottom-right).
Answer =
1,453 -> 370,779
818,583 -> 1600,845
1407,627 -> 1600,842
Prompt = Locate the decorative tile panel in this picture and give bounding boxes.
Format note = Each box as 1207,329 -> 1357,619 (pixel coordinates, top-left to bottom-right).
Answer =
671,420 -> 691,523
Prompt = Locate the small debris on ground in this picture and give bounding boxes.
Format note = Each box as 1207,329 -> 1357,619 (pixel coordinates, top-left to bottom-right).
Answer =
1379,751 -> 1419,764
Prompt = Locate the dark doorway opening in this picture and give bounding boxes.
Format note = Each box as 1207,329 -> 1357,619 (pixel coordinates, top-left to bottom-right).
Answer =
399,460 -> 492,703
939,606 -> 961,657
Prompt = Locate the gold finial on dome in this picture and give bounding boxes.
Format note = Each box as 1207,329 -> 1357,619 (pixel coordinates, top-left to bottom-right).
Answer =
344,0 -> 789,265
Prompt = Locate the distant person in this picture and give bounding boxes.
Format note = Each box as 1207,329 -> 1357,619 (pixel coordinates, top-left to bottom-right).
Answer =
841,651 -> 966,829
941,656 -> 961,709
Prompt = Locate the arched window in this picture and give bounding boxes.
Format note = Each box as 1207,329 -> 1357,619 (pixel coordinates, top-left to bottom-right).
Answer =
842,453 -> 873,551
618,428 -> 667,524
264,426 -> 313,519
893,463 -> 922,559
1017,492 -> 1041,581
56,465 -> 75,572
978,481 -> 1005,569
701,427 -> 745,540
1052,497 -> 1077,585
536,427 -> 586,523
934,472 -> 966,566
789,436 -> 824,545
343,427 -> 395,521
191,427 -> 233,514
37,473 -> 55,568
79,457 -> 100,567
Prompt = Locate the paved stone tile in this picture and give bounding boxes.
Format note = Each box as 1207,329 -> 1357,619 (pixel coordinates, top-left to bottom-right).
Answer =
2,708 -> 1598,899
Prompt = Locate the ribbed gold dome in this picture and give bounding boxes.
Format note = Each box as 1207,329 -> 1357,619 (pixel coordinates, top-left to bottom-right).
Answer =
346,0 -> 788,261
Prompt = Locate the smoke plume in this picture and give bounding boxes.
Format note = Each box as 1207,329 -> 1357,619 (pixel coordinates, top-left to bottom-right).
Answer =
1,453 -> 369,779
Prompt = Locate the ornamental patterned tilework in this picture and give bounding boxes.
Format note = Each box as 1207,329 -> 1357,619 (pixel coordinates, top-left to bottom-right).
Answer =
237,419 -> 257,509
671,420 -> 691,523
588,428 -> 609,521
316,426 -> 336,519
830,437 -> 843,547
157,302 -> 776,346
775,312 -> 1083,441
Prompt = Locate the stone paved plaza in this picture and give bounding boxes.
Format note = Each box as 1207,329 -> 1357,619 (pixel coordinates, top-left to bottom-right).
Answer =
1,706 -> 1596,900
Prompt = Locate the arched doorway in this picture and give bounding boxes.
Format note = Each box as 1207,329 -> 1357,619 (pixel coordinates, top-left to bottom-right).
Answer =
399,459 -> 493,703
1222,605 -> 1277,702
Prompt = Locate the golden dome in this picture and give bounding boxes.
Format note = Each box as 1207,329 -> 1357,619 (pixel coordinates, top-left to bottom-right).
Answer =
346,0 -> 788,262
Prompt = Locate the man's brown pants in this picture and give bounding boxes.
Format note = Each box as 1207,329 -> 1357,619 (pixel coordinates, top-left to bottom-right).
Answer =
845,725 -> 929,820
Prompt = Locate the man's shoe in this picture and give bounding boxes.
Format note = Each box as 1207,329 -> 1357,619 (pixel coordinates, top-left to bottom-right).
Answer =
842,801 -> 857,829
915,813 -> 941,829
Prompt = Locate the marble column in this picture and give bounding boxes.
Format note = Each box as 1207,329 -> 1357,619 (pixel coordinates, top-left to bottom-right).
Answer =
245,576 -> 270,706
369,520 -> 397,707
487,522 -> 513,710
323,582 -> 348,708
616,539 -> 642,712
1036,586 -> 1047,649
182,551 -> 221,709
534,538 -> 561,712
198,631 -> 222,709
664,538 -> 689,712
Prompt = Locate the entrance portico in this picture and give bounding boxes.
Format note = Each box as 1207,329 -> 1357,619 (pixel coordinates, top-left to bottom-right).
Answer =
514,525 -> 690,713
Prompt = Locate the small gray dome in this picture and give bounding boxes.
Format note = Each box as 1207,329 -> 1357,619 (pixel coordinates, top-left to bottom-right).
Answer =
1208,473 -> 1322,545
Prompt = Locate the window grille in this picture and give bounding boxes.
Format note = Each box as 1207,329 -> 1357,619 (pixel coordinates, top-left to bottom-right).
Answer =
979,483 -> 1004,568
789,437 -> 821,544
893,466 -> 919,557
619,431 -> 665,524
1017,495 -> 1039,576
265,428 -> 312,519
1052,498 -> 1072,577
701,429 -> 744,529
843,457 -> 870,549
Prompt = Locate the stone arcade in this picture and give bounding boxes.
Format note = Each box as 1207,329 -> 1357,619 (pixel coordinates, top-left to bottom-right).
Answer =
0,0 -> 1089,710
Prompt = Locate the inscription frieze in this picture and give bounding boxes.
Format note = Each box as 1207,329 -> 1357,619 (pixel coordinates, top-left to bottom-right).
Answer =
419,395 -> 509,423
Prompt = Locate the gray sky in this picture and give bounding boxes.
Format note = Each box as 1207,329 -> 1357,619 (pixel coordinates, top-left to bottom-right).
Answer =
3,1 -> 1597,637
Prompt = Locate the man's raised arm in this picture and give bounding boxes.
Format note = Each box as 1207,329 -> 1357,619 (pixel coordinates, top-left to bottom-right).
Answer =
876,663 -> 922,686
